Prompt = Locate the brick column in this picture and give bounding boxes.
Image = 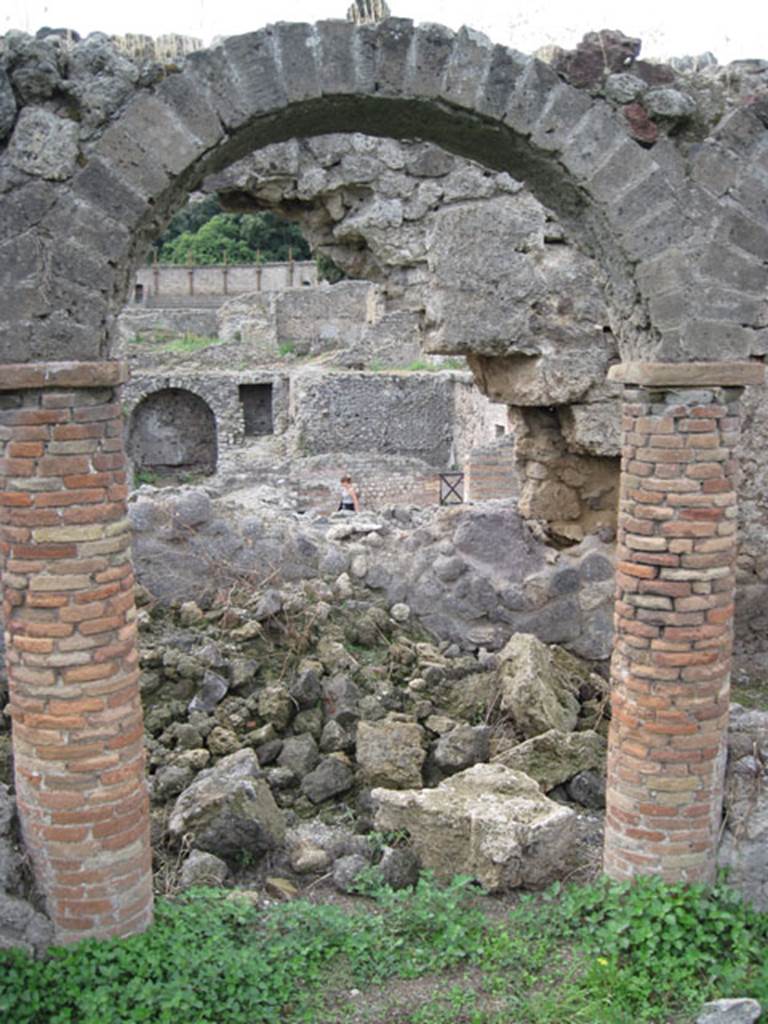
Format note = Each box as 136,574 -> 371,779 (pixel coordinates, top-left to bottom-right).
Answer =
604,361 -> 764,883
0,362 -> 152,943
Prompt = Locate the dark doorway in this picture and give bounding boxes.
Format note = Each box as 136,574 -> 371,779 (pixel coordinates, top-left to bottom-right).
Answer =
240,383 -> 274,436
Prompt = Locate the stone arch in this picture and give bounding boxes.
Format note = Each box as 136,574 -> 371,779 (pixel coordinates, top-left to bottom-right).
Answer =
3,18 -> 720,366
126,387 -> 218,479
1,21 -> 767,943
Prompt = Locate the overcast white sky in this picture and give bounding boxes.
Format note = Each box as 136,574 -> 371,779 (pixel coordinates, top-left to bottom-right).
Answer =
2,0 -> 766,65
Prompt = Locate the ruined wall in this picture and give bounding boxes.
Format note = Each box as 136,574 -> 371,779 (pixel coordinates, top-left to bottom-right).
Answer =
134,260 -> 317,300
122,371 -> 291,450
290,371 -> 456,466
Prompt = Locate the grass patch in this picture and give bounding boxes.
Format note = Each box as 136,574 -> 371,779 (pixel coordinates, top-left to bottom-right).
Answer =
1,874 -> 766,1023
129,334 -> 230,354
731,677 -> 768,711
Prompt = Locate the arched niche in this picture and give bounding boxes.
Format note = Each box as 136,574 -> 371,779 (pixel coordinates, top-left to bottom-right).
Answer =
127,387 -> 217,479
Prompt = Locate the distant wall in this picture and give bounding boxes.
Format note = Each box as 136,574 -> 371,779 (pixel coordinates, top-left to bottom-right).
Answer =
134,261 -> 318,303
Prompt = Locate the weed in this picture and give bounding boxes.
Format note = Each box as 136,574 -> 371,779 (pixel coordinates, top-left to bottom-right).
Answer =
2,869 -> 767,1023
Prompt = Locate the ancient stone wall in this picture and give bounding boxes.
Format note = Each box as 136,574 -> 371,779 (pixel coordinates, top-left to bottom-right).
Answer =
134,260 -> 317,301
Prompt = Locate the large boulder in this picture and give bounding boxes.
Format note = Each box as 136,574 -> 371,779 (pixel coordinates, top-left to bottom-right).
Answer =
496,634 -> 605,738
493,729 -> 606,792
356,716 -> 426,788
167,748 -> 285,862
372,763 -> 577,893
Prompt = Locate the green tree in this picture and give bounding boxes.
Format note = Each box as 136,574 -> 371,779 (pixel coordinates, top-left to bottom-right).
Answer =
153,201 -> 311,265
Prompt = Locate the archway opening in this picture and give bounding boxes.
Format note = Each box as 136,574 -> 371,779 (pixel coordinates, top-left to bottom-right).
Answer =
127,387 -> 218,481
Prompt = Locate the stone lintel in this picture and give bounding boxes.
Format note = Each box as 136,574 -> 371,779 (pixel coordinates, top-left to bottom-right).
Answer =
0,361 -> 129,391
608,361 -> 765,387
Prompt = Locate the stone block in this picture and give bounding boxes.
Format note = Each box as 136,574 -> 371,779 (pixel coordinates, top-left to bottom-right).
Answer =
478,44 -> 528,119
373,763 -> 578,892
503,58 -> 562,136
404,22 -> 455,100
530,82 -> 592,154
441,26 -> 494,110
315,20 -> 364,95
72,156 -> 147,229
8,107 -> 79,181
183,43 -> 257,131
583,134 -> 657,204
356,716 -> 425,788
273,23 -> 322,105
155,72 -> 226,151
370,18 -> 416,97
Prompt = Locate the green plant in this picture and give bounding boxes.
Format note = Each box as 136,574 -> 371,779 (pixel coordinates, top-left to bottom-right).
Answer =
134,468 -> 160,487
278,340 -> 297,357
1,875 -> 766,1024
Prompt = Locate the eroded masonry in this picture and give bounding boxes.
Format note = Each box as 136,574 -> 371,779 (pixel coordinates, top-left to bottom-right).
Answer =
1,20 -> 768,942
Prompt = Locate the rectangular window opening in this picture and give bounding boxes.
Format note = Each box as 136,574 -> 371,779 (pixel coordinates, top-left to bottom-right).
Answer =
239,383 -> 274,436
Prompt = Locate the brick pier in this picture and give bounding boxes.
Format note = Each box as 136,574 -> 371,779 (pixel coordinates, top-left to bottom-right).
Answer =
604,361 -> 764,882
0,362 -> 152,943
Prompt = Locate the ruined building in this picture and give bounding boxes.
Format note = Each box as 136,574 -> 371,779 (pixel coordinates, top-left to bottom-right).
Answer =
0,21 -> 767,943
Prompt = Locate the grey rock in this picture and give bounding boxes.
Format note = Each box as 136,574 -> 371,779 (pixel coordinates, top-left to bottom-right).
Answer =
255,739 -> 282,766
0,892 -> 53,955
644,87 -> 696,119
293,706 -> 323,739
168,748 -> 286,862
696,999 -> 762,1024
604,72 -> 646,103
188,669 -> 229,713
497,634 -> 599,738
289,840 -> 332,874
286,821 -> 370,863
9,39 -> 62,102
566,769 -> 606,810
9,107 -> 79,181
179,849 -> 229,889
0,837 -> 22,892
253,589 -> 283,620
433,555 -> 466,582
277,734 -> 320,777
301,756 -> 355,804
265,766 -> 296,790
258,684 -> 294,731
0,68 -> 17,143
493,729 -> 606,792
373,763 -> 578,893
378,845 -> 420,890
718,749 -> 768,910
66,34 -> 140,135
0,784 -> 14,836
288,663 -> 322,708
320,719 -> 355,753
322,675 -> 361,728
434,724 -> 491,774
153,764 -> 195,802
356,717 -> 426,789
206,726 -> 241,757
230,657 -> 259,691
333,853 -> 370,893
